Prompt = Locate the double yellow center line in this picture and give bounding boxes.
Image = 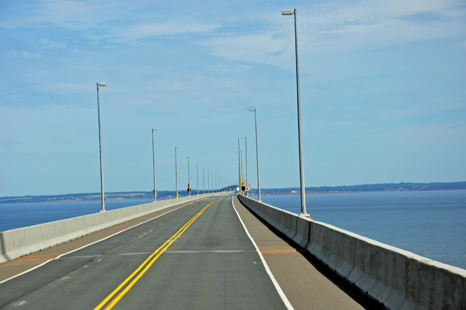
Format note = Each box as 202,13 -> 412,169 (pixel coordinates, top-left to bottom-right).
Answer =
94,198 -> 218,310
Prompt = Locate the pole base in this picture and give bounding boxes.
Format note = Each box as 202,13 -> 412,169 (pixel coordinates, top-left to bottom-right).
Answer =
298,213 -> 311,219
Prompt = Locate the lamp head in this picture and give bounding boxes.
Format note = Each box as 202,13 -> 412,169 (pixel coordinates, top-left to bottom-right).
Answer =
249,108 -> 256,112
97,82 -> 106,87
282,9 -> 294,15
152,128 -> 157,131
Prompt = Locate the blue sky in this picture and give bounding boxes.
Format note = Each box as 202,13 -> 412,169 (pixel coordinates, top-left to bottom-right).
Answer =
1,0 -> 465,196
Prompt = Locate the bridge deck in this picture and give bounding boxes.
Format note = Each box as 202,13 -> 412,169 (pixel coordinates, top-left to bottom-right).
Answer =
0,195 -> 371,309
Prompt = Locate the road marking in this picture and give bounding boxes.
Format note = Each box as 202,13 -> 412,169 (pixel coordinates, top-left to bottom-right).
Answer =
231,196 -> 294,310
0,198 -> 210,285
94,198 -> 219,310
164,250 -> 250,253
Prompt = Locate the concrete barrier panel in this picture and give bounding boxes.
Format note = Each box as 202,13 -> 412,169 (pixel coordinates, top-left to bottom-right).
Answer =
293,217 -> 310,248
1,193 -> 224,262
237,194 -> 466,310
0,233 -> 9,263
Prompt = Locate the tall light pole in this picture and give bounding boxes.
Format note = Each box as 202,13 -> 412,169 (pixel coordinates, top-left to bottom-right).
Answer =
240,150 -> 243,189
175,146 -> 179,198
197,162 -> 199,195
208,169 -> 210,193
203,166 -> 205,194
96,82 -> 106,212
249,108 -> 261,201
238,138 -> 242,194
188,156 -> 191,196
242,136 -> 248,193
151,128 -> 158,201
282,8 -> 308,217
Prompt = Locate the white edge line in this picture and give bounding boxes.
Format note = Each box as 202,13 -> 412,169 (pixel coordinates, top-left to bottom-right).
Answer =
230,195 -> 294,310
0,197 -> 213,285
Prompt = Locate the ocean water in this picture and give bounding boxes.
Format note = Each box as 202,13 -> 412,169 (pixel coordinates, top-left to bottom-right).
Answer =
0,199 -> 152,232
260,190 -> 466,270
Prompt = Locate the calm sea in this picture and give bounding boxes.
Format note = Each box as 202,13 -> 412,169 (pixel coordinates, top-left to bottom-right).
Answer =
0,199 -> 152,232
260,190 -> 466,270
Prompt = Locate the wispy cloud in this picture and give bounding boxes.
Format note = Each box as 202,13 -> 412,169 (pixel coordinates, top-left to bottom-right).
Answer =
112,21 -> 219,42
12,51 -> 42,59
42,40 -> 67,49
0,0 -> 104,30
203,0 -> 466,66
203,35 -> 291,68
207,64 -> 251,74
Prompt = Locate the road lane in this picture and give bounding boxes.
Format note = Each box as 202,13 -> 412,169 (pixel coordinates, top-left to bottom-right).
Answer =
95,199 -> 218,309
0,197 -> 215,309
111,195 -> 286,310
0,195 -> 287,310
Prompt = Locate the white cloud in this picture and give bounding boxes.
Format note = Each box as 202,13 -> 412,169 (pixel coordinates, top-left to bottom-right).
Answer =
43,40 -> 67,49
207,64 -> 251,74
203,34 -> 292,68
113,21 -> 219,42
13,51 -> 42,59
385,0 -> 462,16
203,0 -> 466,66
0,1 -> 220,43
0,0 -> 104,30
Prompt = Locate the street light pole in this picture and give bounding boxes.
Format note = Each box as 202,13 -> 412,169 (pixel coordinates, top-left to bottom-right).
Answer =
282,8 -> 308,217
151,128 -> 158,201
208,169 -> 210,193
188,156 -> 191,196
197,162 -> 199,195
203,166 -> 205,194
175,146 -> 179,198
96,82 -> 106,212
242,136 -> 248,193
249,108 -> 261,201
238,138 -> 242,194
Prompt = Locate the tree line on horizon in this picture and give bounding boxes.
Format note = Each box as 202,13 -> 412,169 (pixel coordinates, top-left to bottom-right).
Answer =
1,182 -> 465,203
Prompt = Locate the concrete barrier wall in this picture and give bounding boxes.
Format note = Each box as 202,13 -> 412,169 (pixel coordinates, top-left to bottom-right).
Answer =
0,233 -> 7,263
0,193 -> 226,263
238,194 -> 466,310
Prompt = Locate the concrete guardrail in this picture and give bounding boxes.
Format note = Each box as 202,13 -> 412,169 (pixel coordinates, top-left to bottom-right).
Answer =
0,233 -> 7,264
0,193 -> 228,264
237,194 -> 466,310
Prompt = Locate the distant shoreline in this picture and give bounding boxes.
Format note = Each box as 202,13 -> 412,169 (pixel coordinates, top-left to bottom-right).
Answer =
1,182 -> 465,203
249,188 -> 466,197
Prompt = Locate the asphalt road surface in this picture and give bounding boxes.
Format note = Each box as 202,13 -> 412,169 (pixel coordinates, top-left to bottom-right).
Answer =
0,195 -> 287,310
